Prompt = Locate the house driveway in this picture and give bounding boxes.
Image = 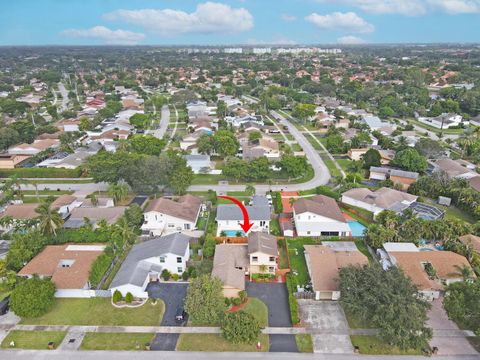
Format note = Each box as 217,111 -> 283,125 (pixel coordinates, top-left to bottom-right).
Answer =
146,282 -> 188,351
298,300 -> 354,354
269,334 -> 298,352
427,297 -> 478,355
245,282 -> 291,327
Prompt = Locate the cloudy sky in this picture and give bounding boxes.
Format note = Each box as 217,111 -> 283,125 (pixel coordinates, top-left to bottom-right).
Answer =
1,0 -> 479,45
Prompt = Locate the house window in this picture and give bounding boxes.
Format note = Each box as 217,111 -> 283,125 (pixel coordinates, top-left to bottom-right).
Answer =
269,256 -> 275,262
159,257 -> 165,263
168,224 -> 175,228
260,221 -> 265,227
184,223 -> 191,230
307,231 -> 311,235
268,266 -> 275,272
58,259 -> 75,268
177,257 -> 182,263
252,256 -> 258,262
177,267 -> 183,273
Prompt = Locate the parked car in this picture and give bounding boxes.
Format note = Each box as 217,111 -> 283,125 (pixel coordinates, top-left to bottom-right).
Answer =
0,296 -> 10,315
175,305 -> 187,324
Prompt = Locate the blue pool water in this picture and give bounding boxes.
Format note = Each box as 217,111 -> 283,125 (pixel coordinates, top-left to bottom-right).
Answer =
222,230 -> 245,236
347,221 -> 366,237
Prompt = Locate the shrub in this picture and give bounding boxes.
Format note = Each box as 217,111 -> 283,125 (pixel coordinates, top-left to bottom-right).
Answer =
203,235 -> 216,258
288,294 -> 299,324
315,186 -> 340,200
187,266 -> 197,278
161,269 -> 171,281
232,297 -> 242,306
272,192 -> 283,214
181,271 -> 189,281
112,290 -> 122,303
221,311 -> 261,344
89,252 -> 114,288
171,273 -> 180,281
10,277 -> 55,318
239,290 -> 248,303
224,297 -> 231,307
125,292 -> 134,303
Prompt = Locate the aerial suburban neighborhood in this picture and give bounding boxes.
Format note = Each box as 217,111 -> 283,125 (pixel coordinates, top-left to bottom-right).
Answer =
0,1 -> 479,359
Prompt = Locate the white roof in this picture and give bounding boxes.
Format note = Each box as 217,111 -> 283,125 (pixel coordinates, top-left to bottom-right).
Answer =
383,242 -> 419,253
65,245 -> 106,252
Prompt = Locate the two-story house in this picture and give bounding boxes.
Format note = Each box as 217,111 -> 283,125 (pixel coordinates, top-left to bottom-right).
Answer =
141,195 -> 202,236
216,196 -> 270,236
110,233 -> 191,299
248,232 -> 278,274
293,195 -> 351,237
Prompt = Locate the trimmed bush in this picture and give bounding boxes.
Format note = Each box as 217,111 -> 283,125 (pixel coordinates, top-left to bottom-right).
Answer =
224,297 -> 231,307
239,290 -> 248,303
181,271 -> 189,281
10,277 -> 55,318
288,294 -> 299,325
125,292 -> 134,303
112,290 -> 122,303
315,186 -> 340,200
221,311 -> 261,344
161,269 -> 171,281
89,252 -> 114,288
232,297 -> 242,306
0,167 -> 82,178
171,273 -> 180,281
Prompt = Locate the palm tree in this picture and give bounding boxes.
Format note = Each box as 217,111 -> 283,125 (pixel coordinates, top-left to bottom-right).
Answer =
108,182 -> 129,205
453,264 -> 473,281
35,201 -> 64,236
90,193 -> 98,207
113,217 -> 137,250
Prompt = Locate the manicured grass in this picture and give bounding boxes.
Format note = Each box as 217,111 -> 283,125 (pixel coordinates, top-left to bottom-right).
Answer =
355,239 -> 374,262
22,189 -> 74,195
278,239 -> 289,269
0,168 -> 81,178
350,335 -> 423,355
192,174 -> 224,185
444,205 -> 477,224
243,298 -> 269,328
343,309 -> 375,329
336,158 -> 352,172
176,334 -> 269,352
295,334 -> 314,353
217,196 -> 249,205
196,212 -> 208,230
227,191 -> 249,196
27,179 -> 95,184
79,332 -> 155,351
269,218 -> 281,236
1,330 -> 66,349
20,298 -> 164,326
287,237 -> 320,286
322,157 -> 342,178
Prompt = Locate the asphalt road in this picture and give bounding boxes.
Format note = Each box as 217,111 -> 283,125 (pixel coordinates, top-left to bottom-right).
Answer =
57,82 -> 69,113
187,110 -> 331,193
154,105 -> 171,140
2,350 -> 479,360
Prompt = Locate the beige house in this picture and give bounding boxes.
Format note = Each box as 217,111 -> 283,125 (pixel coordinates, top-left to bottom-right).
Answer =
212,232 -> 278,297
0,154 -> 31,169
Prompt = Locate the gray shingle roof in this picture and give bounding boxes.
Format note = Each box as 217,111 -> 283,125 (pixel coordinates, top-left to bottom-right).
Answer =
110,233 -> 190,288
248,232 -> 278,256
216,204 -> 270,221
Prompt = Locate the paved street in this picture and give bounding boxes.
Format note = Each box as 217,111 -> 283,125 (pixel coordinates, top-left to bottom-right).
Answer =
269,334 -> 299,352
154,105 -> 171,140
57,82 -> 69,112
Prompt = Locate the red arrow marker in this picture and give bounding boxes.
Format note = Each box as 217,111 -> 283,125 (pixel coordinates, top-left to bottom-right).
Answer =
217,195 -> 254,234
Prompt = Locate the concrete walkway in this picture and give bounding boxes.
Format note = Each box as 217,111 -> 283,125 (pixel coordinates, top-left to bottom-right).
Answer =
58,330 -> 86,350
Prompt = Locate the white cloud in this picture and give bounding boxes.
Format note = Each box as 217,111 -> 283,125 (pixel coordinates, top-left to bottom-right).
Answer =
305,12 -> 374,33
337,35 -> 367,44
281,14 -> 297,22
317,0 -> 480,15
62,26 -> 145,45
104,2 -> 254,35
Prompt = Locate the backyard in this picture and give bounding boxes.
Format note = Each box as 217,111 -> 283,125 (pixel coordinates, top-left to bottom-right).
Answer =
286,237 -> 321,286
20,298 -> 164,326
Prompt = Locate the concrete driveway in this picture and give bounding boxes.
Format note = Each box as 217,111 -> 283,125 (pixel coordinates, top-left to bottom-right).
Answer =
245,282 -> 291,327
427,297 -> 477,355
298,300 -> 354,354
146,282 -> 188,351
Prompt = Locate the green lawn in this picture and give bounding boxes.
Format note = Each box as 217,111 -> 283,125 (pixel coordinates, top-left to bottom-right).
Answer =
176,334 -> 269,352
80,332 -> 155,351
354,239 -> 374,262
20,298 -> 164,326
336,158 -> 352,172
22,190 -> 74,195
217,196 -> 249,205
343,309 -> 375,329
269,218 -> 281,236
295,334 -> 314,353
1,331 -> 66,349
243,298 -> 268,328
444,205 -> 477,224
192,174 -> 224,185
287,237 -> 320,286
322,157 -> 342,178
278,239 -> 289,269
350,335 -> 423,355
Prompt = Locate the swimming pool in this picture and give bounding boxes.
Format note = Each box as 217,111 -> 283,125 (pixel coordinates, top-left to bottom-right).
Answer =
221,230 -> 245,237
347,221 -> 366,237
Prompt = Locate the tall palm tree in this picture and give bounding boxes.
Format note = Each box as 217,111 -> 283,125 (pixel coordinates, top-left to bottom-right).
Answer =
113,217 -> 137,250
453,264 -> 473,281
35,201 -> 64,236
108,182 -> 129,205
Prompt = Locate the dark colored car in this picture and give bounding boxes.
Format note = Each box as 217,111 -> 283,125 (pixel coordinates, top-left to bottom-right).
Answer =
0,296 -> 10,315
175,305 -> 187,324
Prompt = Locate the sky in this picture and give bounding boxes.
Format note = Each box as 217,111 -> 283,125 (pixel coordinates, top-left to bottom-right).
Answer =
0,0 -> 479,46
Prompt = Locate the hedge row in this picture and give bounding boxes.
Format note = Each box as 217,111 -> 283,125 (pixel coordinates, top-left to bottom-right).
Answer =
272,191 -> 283,214
286,274 -> 299,325
0,167 -> 83,178
315,185 -> 341,200
89,252 -> 115,288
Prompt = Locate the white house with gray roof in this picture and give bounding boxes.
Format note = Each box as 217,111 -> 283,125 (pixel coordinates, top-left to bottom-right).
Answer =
216,196 -> 271,236
109,233 -> 190,299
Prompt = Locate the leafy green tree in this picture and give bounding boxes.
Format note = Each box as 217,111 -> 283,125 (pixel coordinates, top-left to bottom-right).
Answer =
248,157 -> 272,181
9,121 -> 36,143
292,103 -> 316,121
222,311 -> 261,344
197,134 -> 215,155
248,131 -> 262,141
279,154 -> 308,180
112,290 -> 122,302
129,113 -> 150,129
184,275 -> 226,325
0,128 -> 20,150
10,276 -> 55,318
35,200 -> 64,236
124,204 -> 144,228
362,149 -> 381,169
214,130 -> 239,157
223,158 -> 248,182
365,223 -> 396,248
203,235 -> 216,258
107,182 -> 129,205
339,265 -> 432,350
245,184 -> 256,196
325,134 -> 346,154
129,135 -> 165,155
414,138 -> 444,159
443,280 -> 480,335
6,231 -> 48,271
392,148 -> 428,172
113,216 -> 137,249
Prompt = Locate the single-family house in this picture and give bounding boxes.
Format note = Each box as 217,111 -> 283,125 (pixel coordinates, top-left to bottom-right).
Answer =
341,187 -> 418,217
348,148 -> 394,165
62,207 -> 126,228
248,232 -> 278,274
141,195 -> 202,236
8,139 -> 60,155
18,244 -> 106,298
51,195 -> 82,218
369,167 -> 419,190
0,204 -> 39,231
216,196 -> 270,236
110,233 -> 191,298
418,113 -> 463,129
293,195 -> 351,237
184,155 -> 213,174
0,154 -> 30,169
304,242 -> 368,300
434,158 -> 478,179
459,234 -> 480,254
